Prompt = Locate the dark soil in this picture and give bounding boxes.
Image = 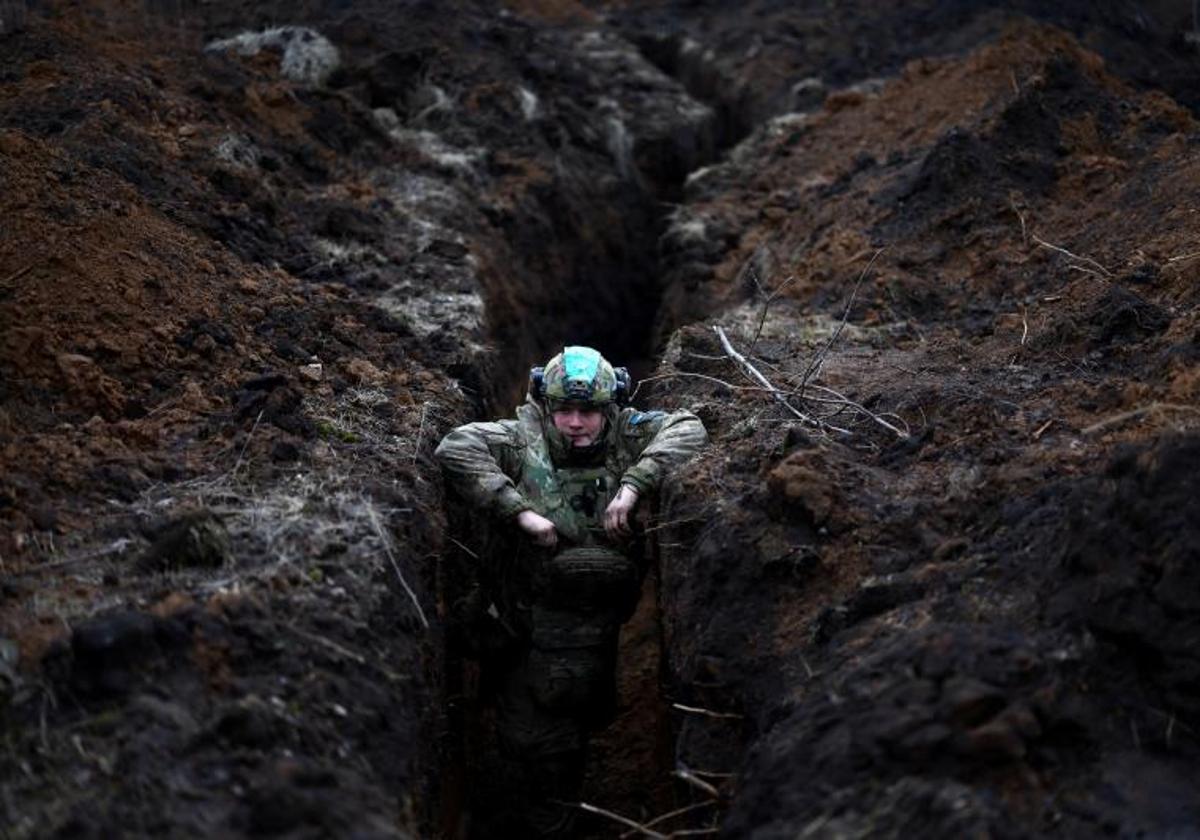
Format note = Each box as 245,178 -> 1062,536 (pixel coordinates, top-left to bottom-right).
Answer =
3,1 -> 1200,838
645,16 -> 1200,840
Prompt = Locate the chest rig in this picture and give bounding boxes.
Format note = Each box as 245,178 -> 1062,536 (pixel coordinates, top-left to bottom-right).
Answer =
514,411 -> 641,649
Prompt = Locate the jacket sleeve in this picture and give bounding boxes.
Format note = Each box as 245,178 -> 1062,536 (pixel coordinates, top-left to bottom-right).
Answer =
619,409 -> 709,495
433,420 -> 530,520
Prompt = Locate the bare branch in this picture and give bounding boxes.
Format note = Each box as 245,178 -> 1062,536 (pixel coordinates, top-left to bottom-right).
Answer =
803,384 -> 909,439
2,264 -> 34,285
1009,195 -> 1028,246
620,802 -> 718,839
1166,249 -> 1200,265
230,409 -> 265,480
1031,233 -> 1112,278
447,536 -> 479,558
671,702 -> 744,720
713,325 -> 850,435
674,767 -> 722,800
1081,402 -> 1200,435
575,802 -> 668,839
797,248 -> 885,398
366,502 -> 430,629
631,371 -> 764,402
749,273 -> 797,355
412,401 -> 430,465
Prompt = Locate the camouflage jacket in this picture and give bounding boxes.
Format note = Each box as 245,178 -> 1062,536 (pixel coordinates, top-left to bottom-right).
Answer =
434,398 -> 708,543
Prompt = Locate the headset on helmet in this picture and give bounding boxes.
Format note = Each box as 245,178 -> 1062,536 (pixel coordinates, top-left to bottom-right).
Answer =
529,346 -> 632,406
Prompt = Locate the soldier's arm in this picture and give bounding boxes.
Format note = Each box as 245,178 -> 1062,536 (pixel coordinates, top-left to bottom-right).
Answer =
433,420 -> 530,520
618,409 -> 709,495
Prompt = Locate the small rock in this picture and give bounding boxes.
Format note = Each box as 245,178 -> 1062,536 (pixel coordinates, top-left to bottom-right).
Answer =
299,362 -> 323,382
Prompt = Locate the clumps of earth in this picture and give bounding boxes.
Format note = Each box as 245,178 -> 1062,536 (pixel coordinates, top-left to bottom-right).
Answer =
3,1 -> 1200,838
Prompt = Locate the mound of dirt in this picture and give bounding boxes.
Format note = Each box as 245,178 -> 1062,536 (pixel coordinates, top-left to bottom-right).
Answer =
646,20 -> 1200,839
603,0 -> 1200,143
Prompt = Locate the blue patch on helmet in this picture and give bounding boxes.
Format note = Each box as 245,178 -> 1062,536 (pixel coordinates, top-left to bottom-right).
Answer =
562,346 -> 602,383
629,411 -> 666,426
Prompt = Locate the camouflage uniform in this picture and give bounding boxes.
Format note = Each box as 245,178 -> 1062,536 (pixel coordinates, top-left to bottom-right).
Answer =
435,396 -> 707,835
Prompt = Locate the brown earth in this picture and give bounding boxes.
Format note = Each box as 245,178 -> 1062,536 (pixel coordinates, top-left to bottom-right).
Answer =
2,1 -> 1199,838
648,19 -> 1200,840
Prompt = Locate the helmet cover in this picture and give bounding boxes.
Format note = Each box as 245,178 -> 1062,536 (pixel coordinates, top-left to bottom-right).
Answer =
542,346 -> 618,407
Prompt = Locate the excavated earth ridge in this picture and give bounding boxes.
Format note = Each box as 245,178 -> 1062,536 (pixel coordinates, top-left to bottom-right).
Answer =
2,1 -> 1200,838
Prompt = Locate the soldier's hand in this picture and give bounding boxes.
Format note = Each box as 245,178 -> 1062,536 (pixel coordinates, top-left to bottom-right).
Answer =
604,485 -> 639,539
516,510 -> 558,550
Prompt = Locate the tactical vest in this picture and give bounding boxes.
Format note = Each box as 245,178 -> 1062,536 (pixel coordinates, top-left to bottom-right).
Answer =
514,411 -> 640,649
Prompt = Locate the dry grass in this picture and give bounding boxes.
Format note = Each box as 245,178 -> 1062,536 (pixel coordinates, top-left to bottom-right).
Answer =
11,386 -> 454,632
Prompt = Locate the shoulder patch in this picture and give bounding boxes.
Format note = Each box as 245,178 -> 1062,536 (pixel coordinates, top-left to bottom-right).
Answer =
627,410 -> 666,427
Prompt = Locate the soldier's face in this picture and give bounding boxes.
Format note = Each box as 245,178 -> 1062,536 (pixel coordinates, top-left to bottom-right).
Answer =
551,403 -> 604,447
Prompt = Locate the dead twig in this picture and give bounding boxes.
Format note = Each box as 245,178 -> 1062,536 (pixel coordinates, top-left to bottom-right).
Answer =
1166,249 -> 1200,265
803,384 -> 909,439
685,768 -> 736,778
412,401 -> 430,466
366,502 -> 430,630
1081,402 -> 1200,435
749,271 -> 797,355
230,409 -> 264,480
1031,233 -> 1112,278
2,264 -> 34,285
10,538 -> 134,576
575,802 -> 668,839
447,536 -> 479,558
713,325 -> 847,435
1009,196 -> 1028,246
620,801 -> 718,839
674,767 -> 722,800
671,702 -> 744,720
630,371 -> 764,402
796,248 -> 884,398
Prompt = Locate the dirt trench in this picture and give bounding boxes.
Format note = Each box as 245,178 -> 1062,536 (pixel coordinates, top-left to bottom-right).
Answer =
5,2 -> 1200,839
0,3 -> 723,837
431,35 -> 729,840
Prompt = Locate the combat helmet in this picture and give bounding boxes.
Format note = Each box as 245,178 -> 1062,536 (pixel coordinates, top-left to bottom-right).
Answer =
530,346 -> 632,408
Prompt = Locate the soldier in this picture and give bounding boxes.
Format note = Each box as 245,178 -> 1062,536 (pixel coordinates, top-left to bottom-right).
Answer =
435,345 -> 708,837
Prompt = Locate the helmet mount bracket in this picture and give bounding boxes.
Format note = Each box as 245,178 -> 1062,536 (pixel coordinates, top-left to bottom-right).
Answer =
529,351 -> 633,407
